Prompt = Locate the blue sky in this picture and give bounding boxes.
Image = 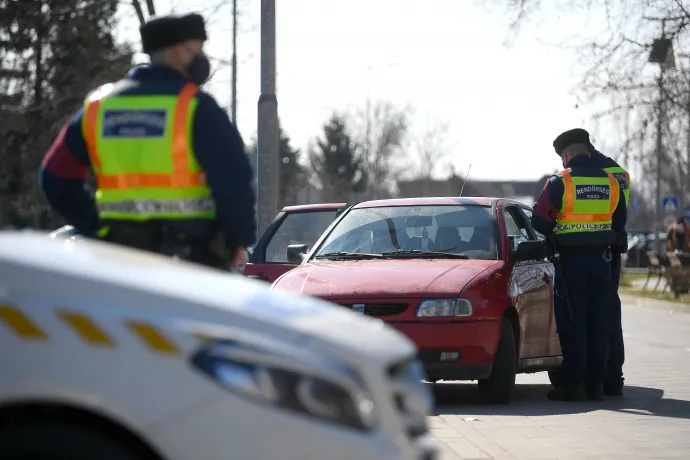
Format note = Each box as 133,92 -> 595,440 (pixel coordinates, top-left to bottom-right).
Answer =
116,0 -> 619,181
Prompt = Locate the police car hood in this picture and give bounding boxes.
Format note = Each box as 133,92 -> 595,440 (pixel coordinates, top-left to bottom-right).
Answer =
0,232 -> 415,365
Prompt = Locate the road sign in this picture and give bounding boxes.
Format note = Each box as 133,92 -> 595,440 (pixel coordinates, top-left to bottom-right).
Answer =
632,196 -> 640,213
662,196 -> 679,214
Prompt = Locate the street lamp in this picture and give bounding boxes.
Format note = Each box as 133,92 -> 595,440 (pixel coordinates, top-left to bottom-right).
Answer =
647,28 -> 676,251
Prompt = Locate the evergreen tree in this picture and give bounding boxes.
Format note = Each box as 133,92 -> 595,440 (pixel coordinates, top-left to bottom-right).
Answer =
278,129 -> 305,208
247,127 -> 305,208
309,114 -> 367,202
0,0 -> 132,228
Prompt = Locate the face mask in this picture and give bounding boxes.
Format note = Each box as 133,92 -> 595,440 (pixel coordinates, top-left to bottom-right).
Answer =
187,53 -> 211,86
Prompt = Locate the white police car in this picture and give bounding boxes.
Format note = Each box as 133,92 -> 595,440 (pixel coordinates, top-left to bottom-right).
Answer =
0,231 -> 437,460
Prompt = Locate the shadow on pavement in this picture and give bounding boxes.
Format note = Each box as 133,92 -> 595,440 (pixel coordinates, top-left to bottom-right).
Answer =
431,382 -> 690,420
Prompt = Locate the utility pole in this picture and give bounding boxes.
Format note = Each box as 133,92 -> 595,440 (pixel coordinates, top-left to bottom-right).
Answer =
231,0 -> 238,124
679,53 -> 690,213
623,91 -> 631,168
655,67 -> 665,250
256,0 -> 279,239
645,16 -> 677,250
365,65 -> 372,200
686,58 -> 690,215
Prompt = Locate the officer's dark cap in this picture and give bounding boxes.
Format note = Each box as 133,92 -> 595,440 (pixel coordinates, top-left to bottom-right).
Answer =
553,128 -> 594,156
140,13 -> 207,54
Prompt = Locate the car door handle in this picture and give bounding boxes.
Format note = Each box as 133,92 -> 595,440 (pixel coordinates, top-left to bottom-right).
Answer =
248,275 -> 269,282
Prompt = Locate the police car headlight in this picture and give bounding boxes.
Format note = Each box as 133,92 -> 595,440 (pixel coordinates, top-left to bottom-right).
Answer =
190,340 -> 377,432
416,299 -> 473,317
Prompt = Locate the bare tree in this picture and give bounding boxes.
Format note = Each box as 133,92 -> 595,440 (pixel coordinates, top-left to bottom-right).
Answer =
485,0 -> 690,220
351,100 -> 412,200
414,117 -> 454,180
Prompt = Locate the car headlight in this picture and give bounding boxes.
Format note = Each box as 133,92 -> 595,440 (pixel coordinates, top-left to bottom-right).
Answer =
416,299 -> 473,317
190,340 -> 377,432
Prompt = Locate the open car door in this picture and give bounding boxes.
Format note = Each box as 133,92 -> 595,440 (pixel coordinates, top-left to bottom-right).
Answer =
243,203 -> 347,283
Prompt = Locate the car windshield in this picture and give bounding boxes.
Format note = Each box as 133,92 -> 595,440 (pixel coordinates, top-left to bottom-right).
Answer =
313,205 -> 498,260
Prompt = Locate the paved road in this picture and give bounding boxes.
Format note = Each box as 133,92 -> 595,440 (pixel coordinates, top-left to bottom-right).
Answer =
429,298 -> 690,460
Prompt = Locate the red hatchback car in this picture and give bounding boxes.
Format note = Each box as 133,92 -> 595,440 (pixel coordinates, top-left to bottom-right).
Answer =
270,197 -> 563,403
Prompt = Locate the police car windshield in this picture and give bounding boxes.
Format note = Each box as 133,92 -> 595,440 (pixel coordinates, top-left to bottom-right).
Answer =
313,205 -> 498,260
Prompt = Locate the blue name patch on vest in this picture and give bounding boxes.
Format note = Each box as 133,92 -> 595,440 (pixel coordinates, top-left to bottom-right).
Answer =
611,172 -> 629,189
101,109 -> 167,138
575,184 -> 610,200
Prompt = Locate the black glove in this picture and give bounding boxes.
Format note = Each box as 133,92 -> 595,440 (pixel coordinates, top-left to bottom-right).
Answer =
613,232 -> 628,254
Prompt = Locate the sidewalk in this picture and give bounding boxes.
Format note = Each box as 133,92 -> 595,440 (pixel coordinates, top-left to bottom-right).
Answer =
430,299 -> 690,459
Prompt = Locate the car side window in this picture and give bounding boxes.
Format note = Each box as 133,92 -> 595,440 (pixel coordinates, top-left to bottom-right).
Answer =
519,208 -> 544,240
265,210 -> 339,263
503,206 -> 535,251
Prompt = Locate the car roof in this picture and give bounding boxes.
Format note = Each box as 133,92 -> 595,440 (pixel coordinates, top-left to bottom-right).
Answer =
352,197 -> 520,209
281,203 -> 347,212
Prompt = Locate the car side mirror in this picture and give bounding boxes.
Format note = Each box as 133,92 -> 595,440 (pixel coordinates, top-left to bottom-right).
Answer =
286,244 -> 309,265
512,240 -> 546,263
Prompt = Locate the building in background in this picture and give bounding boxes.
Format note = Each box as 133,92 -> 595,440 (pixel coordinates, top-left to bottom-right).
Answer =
397,174 -> 551,207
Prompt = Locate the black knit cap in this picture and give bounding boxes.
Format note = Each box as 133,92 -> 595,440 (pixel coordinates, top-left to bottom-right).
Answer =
140,13 -> 207,54
553,128 -> 594,156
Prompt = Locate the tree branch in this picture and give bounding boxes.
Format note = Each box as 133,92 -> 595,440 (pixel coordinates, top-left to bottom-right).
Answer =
131,0 -> 146,26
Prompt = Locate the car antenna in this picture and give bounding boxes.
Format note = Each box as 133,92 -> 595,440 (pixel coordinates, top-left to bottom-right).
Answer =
459,164 -> 472,197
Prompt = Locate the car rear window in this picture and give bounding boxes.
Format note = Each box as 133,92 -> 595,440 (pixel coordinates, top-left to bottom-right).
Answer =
314,205 -> 498,260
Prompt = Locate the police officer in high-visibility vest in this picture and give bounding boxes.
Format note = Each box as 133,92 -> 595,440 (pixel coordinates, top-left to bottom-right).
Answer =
39,13 -> 256,268
532,129 -> 627,401
582,131 -> 631,397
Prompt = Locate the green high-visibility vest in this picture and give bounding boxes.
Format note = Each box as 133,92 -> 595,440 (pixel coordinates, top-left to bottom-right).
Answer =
555,169 -> 620,237
602,166 -> 631,207
82,82 -> 215,221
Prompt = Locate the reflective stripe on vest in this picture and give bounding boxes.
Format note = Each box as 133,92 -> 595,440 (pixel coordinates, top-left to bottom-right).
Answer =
602,166 -> 630,207
83,83 -> 215,220
555,170 -> 620,235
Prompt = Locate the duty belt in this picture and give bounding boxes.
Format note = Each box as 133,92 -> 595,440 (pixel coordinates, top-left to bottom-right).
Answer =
98,197 -> 215,215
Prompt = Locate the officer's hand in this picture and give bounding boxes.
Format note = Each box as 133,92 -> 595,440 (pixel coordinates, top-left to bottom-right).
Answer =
232,247 -> 249,273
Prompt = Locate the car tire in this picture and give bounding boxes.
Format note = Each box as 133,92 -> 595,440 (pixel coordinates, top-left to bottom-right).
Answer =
0,422 -> 144,460
548,368 -> 563,387
478,317 -> 516,404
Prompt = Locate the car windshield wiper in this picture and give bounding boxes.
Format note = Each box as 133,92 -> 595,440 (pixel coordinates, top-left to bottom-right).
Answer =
379,249 -> 470,259
313,252 -> 384,260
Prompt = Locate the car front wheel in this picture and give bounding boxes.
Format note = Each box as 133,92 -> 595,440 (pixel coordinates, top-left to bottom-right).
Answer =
0,422 -> 144,460
478,317 -> 516,404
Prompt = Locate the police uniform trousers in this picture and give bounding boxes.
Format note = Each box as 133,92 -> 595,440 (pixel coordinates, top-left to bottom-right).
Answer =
553,248 -> 614,386
604,254 -> 624,388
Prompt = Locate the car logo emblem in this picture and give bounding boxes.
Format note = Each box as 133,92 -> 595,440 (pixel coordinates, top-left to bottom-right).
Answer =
352,303 -> 365,315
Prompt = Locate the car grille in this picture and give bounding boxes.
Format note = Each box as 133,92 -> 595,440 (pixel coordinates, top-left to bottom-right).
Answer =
337,302 -> 408,317
387,357 -> 434,441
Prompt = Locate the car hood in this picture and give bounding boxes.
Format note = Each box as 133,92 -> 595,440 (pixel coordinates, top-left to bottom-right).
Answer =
273,258 -> 500,298
2,231 -> 416,366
